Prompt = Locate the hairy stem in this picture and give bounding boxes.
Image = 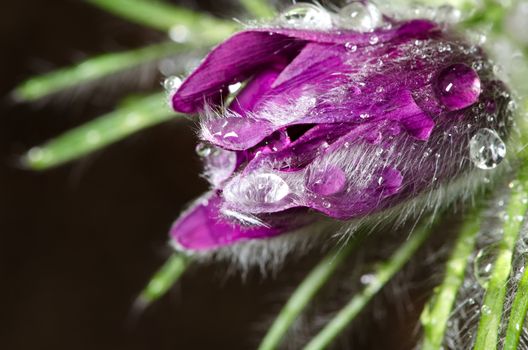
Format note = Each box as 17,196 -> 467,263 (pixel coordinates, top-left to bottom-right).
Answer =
238,0 -> 275,18
137,253 -> 191,306
420,208 -> 482,350
303,222 -> 434,350
474,179 -> 528,350
13,42 -> 184,101
22,93 -> 178,170
258,239 -> 359,350
86,0 -> 237,42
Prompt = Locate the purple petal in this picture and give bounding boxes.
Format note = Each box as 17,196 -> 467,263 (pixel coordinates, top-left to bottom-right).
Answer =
172,20 -> 438,114
170,192 -> 313,251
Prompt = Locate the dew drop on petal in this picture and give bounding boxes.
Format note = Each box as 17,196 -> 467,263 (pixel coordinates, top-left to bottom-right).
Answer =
469,128 -> 506,170
435,63 -> 481,110
203,147 -> 238,187
279,4 -> 332,30
369,35 -> 379,45
338,2 -> 382,32
306,165 -> 347,196
225,173 -> 290,208
195,142 -> 213,157
344,42 -> 358,52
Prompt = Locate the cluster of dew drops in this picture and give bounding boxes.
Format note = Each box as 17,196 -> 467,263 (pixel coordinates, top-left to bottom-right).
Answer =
162,1 -> 513,173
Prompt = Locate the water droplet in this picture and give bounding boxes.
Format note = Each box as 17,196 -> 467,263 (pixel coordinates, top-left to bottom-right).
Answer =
203,147 -> 237,187
168,24 -> 190,43
481,304 -> 492,315
306,165 -> 347,196
469,128 -> 506,170
360,273 -> 377,285
279,4 -> 332,30
369,35 -> 379,45
473,244 -> 499,288
360,113 -> 370,119
322,201 -> 332,209
195,142 -> 213,157
435,63 -> 481,111
337,2 -> 382,32
225,173 -> 290,207
228,82 -> 242,94
344,42 -> 358,52
163,76 -> 182,94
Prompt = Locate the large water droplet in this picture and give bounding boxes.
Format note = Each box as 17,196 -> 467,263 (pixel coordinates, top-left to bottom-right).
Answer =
306,165 -> 347,196
435,63 -> 481,110
337,2 -> 382,32
469,129 -> 506,170
279,4 -> 333,30
224,173 -> 290,209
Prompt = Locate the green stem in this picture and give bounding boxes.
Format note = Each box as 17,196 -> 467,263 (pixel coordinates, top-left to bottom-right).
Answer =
22,92 -> 178,170
420,209 -> 482,350
137,253 -> 190,306
502,179 -> 528,349
474,179 -> 528,350
14,42 -> 183,102
504,258 -> 528,350
86,0 -> 237,42
303,222 -> 434,350
258,240 -> 359,350
238,0 -> 275,19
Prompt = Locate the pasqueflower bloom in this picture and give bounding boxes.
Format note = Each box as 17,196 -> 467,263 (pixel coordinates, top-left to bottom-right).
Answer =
168,3 -> 511,253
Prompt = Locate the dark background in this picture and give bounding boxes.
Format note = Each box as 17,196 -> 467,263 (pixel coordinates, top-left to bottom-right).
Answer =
0,1 -> 438,349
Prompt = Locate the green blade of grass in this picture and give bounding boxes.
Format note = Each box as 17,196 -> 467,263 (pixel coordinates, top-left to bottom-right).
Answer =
22,92 -> 178,170
14,42 -> 183,102
303,222 -> 434,350
86,0 -> 237,42
137,253 -> 190,307
501,166 -> 528,350
420,208 -> 482,350
474,178 -> 528,350
239,0 -> 275,18
504,252 -> 528,350
258,238 -> 361,350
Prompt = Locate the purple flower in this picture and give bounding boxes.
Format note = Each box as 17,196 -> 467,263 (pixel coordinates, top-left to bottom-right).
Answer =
168,5 -> 511,252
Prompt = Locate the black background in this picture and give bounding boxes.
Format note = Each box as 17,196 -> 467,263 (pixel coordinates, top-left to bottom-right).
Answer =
0,1 -> 435,349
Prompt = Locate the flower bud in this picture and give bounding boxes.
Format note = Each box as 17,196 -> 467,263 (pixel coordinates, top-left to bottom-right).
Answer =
168,3 -> 512,252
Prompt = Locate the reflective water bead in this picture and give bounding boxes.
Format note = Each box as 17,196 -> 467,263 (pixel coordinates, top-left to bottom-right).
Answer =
337,2 -> 382,32
369,35 -> 379,45
225,173 -> 290,207
203,147 -> 237,187
344,42 -> 358,52
195,142 -> 213,157
469,128 -> 506,170
163,76 -> 182,94
279,4 -> 332,30
435,63 -> 481,111
306,165 -> 347,196
473,244 -> 499,288
168,24 -> 190,43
